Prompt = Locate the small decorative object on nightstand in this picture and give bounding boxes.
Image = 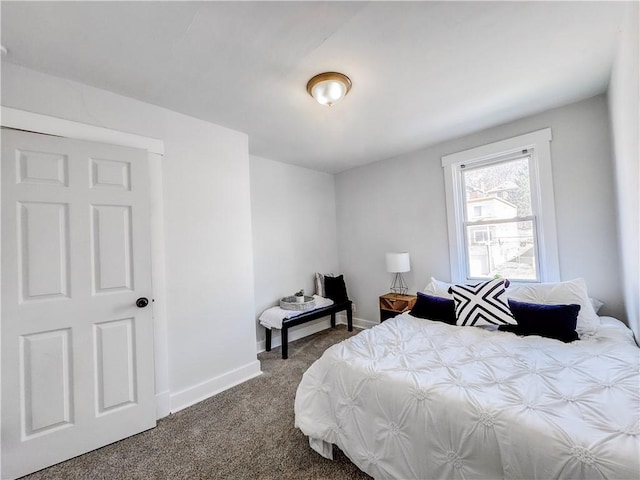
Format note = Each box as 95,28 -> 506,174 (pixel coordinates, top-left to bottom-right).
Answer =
379,293 -> 417,322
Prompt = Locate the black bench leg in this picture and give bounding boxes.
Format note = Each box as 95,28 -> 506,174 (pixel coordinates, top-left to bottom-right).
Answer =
265,328 -> 271,351
281,327 -> 288,359
330,312 -> 336,328
347,306 -> 353,332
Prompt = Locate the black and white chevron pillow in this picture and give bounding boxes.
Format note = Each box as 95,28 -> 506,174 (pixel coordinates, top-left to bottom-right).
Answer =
449,279 -> 516,326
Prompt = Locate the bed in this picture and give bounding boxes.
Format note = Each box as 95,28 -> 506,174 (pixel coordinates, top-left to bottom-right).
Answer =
294,313 -> 640,479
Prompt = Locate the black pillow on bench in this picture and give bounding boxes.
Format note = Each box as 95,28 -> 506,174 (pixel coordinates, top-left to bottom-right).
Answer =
324,275 -> 349,303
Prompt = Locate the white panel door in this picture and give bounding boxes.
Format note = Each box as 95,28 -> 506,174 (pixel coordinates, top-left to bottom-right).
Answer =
1,129 -> 156,479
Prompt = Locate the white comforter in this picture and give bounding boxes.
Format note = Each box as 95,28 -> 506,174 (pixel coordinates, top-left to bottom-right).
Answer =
295,314 -> 640,479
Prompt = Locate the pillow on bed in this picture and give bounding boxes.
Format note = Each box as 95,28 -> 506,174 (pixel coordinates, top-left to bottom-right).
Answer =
324,275 -> 349,302
423,276 -> 453,299
590,297 -> 604,314
449,278 -> 516,327
410,292 -> 457,324
499,299 -> 580,343
507,277 -> 599,336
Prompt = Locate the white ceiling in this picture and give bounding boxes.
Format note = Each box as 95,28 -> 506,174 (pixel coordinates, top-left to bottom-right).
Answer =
1,1 -> 628,173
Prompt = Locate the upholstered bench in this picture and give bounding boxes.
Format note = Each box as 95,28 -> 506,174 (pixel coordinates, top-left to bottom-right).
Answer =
265,300 -> 353,359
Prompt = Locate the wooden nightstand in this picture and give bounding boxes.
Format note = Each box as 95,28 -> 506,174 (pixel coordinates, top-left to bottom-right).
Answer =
379,293 -> 417,322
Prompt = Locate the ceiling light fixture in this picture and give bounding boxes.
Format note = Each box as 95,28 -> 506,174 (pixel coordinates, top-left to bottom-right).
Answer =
306,72 -> 352,107
0,45 -> 7,55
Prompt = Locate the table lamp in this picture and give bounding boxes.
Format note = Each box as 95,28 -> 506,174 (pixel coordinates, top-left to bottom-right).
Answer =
386,252 -> 410,295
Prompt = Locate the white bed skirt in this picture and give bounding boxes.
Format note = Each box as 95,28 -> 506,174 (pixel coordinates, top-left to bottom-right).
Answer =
308,437 -> 334,460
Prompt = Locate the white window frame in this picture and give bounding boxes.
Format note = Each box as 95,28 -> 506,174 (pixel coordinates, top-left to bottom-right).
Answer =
442,128 -> 560,283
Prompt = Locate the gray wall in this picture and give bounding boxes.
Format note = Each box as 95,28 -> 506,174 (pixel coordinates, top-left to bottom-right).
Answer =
2,63 -> 260,411
608,2 -> 639,336
336,94 -> 624,324
250,156 -> 339,348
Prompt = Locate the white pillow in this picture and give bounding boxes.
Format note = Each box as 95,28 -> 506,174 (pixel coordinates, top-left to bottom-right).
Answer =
507,277 -> 600,337
590,297 -> 604,314
314,272 -> 334,298
423,276 -> 453,299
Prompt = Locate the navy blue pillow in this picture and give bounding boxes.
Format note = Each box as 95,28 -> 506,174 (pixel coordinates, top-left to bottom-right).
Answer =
499,299 -> 580,343
324,275 -> 349,303
410,292 -> 457,325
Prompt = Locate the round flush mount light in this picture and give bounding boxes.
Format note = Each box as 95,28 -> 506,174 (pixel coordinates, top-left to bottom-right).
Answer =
306,72 -> 352,107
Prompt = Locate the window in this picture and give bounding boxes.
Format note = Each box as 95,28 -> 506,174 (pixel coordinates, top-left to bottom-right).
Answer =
442,129 -> 560,283
472,228 -> 491,244
463,155 -> 535,280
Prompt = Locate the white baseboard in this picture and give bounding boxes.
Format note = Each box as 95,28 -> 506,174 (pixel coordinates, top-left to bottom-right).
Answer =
348,316 -> 380,329
334,311 -> 377,329
155,390 -> 171,419
256,314 -> 376,354
169,360 -> 262,413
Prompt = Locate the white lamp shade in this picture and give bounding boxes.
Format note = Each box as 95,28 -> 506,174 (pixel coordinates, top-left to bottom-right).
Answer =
386,252 -> 410,273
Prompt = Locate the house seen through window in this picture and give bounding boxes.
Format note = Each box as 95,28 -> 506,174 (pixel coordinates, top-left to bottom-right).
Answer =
462,155 -> 537,280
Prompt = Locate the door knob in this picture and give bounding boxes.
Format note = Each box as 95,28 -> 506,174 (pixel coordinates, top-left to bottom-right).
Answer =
136,297 -> 149,308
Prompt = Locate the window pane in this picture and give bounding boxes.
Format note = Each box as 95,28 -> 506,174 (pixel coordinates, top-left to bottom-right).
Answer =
466,220 -> 537,280
463,157 -> 532,220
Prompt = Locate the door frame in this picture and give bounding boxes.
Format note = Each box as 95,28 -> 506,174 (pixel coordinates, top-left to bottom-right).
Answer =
0,106 -> 171,421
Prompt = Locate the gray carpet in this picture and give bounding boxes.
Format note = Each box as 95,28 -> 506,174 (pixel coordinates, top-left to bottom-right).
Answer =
23,325 -> 371,480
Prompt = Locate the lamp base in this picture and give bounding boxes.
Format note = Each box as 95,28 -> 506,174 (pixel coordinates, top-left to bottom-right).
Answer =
390,273 -> 408,295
